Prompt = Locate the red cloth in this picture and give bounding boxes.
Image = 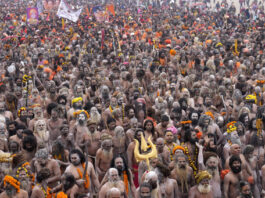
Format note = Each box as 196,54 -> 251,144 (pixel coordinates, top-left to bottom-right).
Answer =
132,164 -> 139,188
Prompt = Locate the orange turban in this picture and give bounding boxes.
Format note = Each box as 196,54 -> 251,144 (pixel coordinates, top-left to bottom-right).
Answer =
172,146 -> 185,154
170,49 -> 176,56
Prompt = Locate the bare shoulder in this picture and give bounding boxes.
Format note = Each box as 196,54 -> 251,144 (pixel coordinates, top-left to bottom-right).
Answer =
128,142 -> 135,149
96,148 -> 102,155
20,189 -> 28,196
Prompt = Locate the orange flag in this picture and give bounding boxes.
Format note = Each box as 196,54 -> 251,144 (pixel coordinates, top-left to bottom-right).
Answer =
86,7 -> 89,17
106,4 -> 115,16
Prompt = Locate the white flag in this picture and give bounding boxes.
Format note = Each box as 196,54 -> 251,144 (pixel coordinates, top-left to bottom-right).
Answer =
57,0 -> 82,23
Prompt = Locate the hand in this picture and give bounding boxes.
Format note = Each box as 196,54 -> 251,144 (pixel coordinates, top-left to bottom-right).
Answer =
196,142 -> 203,150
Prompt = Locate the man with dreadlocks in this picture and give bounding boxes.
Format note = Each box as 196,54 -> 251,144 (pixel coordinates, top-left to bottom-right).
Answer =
33,148 -> 61,188
21,133 -> 37,162
170,153 -> 194,198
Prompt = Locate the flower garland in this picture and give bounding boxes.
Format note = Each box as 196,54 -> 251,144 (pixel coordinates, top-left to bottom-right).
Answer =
184,146 -> 198,176
16,166 -> 30,178
123,171 -> 129,195
227,140 -> 232,146
56,191 -> 68,198
180,120 -> 192,125
16,162 -> 35,183
76,163 -> 90,189
37,184 -> 51,198
4,175 -> 20,192
166,143 -> 177,161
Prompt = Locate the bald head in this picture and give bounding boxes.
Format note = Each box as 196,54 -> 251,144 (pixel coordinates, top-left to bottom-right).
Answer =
230,144 -> 241,155
107,188 -> 121,198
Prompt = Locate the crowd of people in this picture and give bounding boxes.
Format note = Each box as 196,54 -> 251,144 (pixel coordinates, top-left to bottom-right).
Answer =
0,0 -> 264,197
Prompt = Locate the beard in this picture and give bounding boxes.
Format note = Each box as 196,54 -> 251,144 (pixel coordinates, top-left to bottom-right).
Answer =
198,184 -> 211,194
149,180 -> 157,189
241,193 -> 252,198
231,165 -> 241,174
175,165 -> 188,193
116,165 -> 124,175
206,166 -> 218,177
5,186 -> 17,197
90,113 -> 101,123
24,144 -> 35,152
109,179 -> 119,188
20,179 -> 30,190
191,119 -> 198,126
78,119 -> 84,125
190,137 -> 198,144
102,149 -> 112,158
36,130 -> 47,140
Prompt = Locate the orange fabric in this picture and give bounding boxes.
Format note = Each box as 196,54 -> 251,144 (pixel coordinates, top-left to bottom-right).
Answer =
56,191 -> 68,198
86,7 -> 89,17
221,169 -> 230,180
106,4 -> 115,16
196,131 -> 203,139
76,163 -> 90,189
123,171 -> 129,195
160,58 -> 165,66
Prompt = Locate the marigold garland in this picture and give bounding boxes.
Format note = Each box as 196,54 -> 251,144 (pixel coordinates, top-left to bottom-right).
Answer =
123,171 -> 129,195
184,146 -> 198,176
73,110 -> 89,119
180,120 -> 192,125
56,191 -> 68,198
3,175 -> 20,192
257,80 -> 265,84
76,163 -> 90,189
37,184 -> 52,198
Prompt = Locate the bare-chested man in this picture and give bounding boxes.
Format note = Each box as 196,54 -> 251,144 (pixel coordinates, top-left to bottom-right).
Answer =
96,136 -> 113,182
65,149 -> 100,194
189,170 -> 213,198
127,129 -> 144,187
224,155 -> 244,198
112,126 -> 127,158
21,134 -> 37,162
0,102 -> 13,124
155,163 -> 178,198
33,148 -> 61,188
71,110 -> 91,152
156,138 -> 170,165
31,168 -> 51,198
126,117 -> 138,143
28,106 -> 45,131
0,175 -> 28,198
33,119 -> 49,148
47,107 -> 63,142
87,120 -> 101,159
99,168 -> 126,198
225,144 -> 252,182
0,123 -> 8,152
170,153 -> 195,198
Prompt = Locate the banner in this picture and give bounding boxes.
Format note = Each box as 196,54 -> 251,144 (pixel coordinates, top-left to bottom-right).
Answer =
93,6 -> 109,22
27,7 -> 39,25
57,0 -> 82,22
